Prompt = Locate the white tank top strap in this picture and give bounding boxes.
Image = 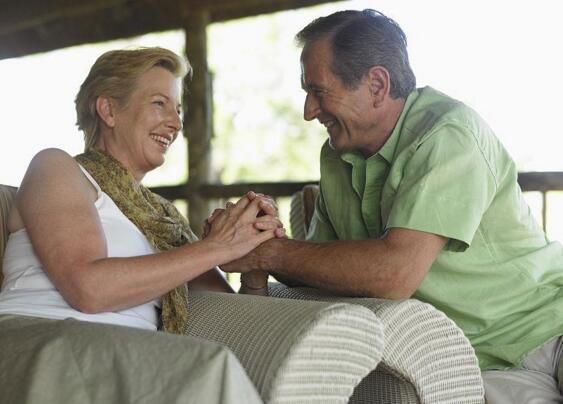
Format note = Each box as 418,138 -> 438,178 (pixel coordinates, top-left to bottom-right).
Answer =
78,163 -> 102,198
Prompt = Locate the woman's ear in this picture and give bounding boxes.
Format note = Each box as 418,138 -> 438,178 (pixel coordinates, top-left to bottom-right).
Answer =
367,66 -> 391,107
95,96 -> 116,128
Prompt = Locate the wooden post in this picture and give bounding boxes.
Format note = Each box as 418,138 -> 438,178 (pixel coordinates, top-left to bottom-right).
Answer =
183,11 -> 212,237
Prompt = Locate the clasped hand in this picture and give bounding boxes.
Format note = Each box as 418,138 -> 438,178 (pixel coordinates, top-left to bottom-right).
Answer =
203,191 -> 284,258
202,192 -> 283,293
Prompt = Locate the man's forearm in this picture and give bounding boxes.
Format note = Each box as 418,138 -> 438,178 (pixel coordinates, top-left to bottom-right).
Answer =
260,238 -> 385,297
258,229 -> 445,299
270,272 -> 308,287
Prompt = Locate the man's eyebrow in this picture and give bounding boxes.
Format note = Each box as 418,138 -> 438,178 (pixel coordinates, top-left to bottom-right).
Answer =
300,76 -> 323,92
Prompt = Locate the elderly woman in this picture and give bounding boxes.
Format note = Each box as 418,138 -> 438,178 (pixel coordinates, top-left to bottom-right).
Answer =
0,47 -> 282,403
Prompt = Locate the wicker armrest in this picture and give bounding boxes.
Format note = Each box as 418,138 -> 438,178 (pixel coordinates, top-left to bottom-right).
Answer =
0,184 -> 17,285
186,291 -> 384,404
269,285 -> 485,404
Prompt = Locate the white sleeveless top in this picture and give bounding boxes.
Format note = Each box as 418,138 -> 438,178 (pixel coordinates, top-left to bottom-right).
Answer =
0,165 -> 160,330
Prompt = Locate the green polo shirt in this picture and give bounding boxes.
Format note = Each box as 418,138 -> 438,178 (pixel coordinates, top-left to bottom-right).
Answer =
308,86 -> 563,370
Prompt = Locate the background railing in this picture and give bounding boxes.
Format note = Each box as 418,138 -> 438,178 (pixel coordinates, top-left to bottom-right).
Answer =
518,172 -> 563,232
152,171 -> 563,235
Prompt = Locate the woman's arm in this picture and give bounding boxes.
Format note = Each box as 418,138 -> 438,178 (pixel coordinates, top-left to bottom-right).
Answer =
200,194 -> 285,295
17,149 -> 279,313
189,267 -> 234,293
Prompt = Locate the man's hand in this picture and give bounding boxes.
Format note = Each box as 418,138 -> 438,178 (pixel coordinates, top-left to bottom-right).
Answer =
239,270 -> 269,296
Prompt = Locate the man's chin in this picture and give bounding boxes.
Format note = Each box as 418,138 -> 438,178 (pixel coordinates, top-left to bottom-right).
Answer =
327,137 -> 339,150
328,138 -> 350,154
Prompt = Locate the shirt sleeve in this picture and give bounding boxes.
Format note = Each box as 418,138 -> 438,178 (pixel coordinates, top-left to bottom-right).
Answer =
306,185 -> 338,241
386,123 -> 497,252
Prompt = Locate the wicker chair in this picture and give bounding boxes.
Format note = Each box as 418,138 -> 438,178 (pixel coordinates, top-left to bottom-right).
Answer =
274,185 -> 486,403
0,184 -> 384,404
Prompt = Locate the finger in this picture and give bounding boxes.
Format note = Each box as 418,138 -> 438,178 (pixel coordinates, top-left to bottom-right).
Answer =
202,219 -> 211,238
254,222 -> 280,232
231,195 -> 252,213
240,195 -> 266,221
255,225 -> 284,238
208,208 -> 224,223
228,195 -> 263,222
258,194 -> 276,205
221,200 -> 241,220
254,215 -> 284,229
254,214 -> 282,223
206,209 -> 226,230
258,199 -> 278,217
254,229 -> 277,244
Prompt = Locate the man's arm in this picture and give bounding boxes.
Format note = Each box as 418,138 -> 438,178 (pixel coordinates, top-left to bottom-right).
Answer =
225,227 -> 446,299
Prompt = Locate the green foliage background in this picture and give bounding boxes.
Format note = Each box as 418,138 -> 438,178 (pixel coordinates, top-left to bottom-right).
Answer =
208,8 -> 333,185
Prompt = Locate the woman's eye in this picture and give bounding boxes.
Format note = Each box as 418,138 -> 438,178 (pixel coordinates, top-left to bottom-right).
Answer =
153,100 -> 165,106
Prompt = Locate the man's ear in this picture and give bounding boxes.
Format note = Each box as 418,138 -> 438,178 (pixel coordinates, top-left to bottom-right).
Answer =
95,96 -> 116,128
367,66 -> 391,107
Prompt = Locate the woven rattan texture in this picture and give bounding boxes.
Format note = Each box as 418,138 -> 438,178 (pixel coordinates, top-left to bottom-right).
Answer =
270,285 -> 485,404
186,291 -> 384,403
0,185 -> 17,285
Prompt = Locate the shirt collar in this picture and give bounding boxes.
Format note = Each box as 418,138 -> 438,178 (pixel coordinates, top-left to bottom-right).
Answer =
378,89 -> 420,164
342,89 -> 420,165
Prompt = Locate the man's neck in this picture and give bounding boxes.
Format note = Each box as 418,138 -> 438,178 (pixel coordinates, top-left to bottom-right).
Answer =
361,97 -> 406,158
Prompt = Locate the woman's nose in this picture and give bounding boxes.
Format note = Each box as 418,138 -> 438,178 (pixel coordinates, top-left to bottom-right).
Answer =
169,109 -> 183,131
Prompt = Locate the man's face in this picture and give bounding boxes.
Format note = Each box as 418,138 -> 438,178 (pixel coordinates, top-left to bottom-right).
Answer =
300,38 -> 377,155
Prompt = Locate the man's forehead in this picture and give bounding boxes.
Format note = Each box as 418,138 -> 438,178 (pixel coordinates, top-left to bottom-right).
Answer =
300,52 -> 334,90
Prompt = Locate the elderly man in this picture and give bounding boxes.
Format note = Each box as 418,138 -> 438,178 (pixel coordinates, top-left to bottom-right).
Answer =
223,9 -> 563,402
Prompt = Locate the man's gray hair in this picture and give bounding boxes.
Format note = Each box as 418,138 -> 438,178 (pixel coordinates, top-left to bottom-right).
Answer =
296,9 -> 416,98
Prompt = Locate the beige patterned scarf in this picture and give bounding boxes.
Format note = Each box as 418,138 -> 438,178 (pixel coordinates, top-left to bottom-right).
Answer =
76,149 -> 196,335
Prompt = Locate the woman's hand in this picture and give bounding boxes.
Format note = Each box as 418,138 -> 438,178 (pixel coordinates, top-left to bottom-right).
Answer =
203,193 -> 284,263
203,191 -> 286,239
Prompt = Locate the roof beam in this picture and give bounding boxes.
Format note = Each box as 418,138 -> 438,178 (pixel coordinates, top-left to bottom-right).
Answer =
0,0 -> 336,60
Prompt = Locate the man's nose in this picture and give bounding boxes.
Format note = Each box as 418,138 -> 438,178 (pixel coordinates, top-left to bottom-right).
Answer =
303,93 -> 320,121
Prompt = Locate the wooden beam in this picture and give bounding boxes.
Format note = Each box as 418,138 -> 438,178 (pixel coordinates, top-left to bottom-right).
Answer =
0,0 -> 131,35
0,0 -> 333,32
0,0 -> 183,59
206,0 -> 342,22
0,0 -> 338,60
152,172 -> 563,202
183,11 -> 212,236
518,172 -> 563,192
152,181 -> 318,201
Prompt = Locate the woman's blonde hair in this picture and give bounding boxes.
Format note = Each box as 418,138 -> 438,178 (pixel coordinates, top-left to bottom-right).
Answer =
75,47 -> 192,151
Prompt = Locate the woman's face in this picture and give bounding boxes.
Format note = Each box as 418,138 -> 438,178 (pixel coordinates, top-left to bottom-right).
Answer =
104,66 -> 182,180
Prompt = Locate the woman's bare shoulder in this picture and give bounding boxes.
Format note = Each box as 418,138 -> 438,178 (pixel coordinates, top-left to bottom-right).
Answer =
22,148 -> 89,184
27,148 -> 76,170
18,148 -> 96,207
9,149 -> 94,232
